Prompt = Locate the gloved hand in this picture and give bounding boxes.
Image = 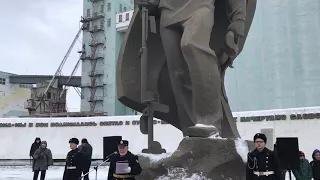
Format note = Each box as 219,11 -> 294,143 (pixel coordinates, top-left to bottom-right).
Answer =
123,167 -> 131,173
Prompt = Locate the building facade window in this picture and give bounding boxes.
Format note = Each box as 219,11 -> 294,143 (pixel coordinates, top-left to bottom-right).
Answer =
107,18 -> 111,27
119,14 -> 123,22
100,5 -> 104,14
0,78 -> 6,85
100,19 -> 104,29
87,9 -> 91,17
125,13 -> 129,21
107,3 -> 111,11
119,4 -> 122,12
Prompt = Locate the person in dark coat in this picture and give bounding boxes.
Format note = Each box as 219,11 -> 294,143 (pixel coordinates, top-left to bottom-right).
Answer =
293,151 -> 312,180
32,141 -> 53,180
107,140 -> 142,180
310,149 -> 320,180
246,133 -> 281,180
63,138 -> 82,180
78,138 -> 93,180
30,137 -> 41,157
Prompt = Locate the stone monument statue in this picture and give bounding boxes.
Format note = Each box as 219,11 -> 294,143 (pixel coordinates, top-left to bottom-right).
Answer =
117,0 -> 257,138
117,0 -> 257,179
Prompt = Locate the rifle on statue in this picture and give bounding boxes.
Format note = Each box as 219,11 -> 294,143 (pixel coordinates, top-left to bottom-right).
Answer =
139,4 -> 169,154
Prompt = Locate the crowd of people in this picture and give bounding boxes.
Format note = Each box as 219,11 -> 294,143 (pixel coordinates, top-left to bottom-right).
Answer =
29,137 -> 141,180
293,149 -> 320,180
246,133 -> 320,180
29,133 -> 319,180
29,137 -> 93,180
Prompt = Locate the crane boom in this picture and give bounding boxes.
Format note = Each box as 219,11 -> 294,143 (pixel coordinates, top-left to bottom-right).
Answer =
42,24 -> 83,97
59,58 -> 81,98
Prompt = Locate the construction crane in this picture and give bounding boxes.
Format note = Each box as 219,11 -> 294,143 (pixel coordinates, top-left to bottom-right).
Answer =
59,58 -> 81,99
35,24 -> 83,113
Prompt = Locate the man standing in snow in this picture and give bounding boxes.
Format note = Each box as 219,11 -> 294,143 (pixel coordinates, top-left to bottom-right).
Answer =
78,138 -> 93,180
310,149 -> 320,180
107,140 -> 142,180
30,137 -> 41,171
246,133 -> 281,180
32,141 -> 53,180
63,138 -> 82,180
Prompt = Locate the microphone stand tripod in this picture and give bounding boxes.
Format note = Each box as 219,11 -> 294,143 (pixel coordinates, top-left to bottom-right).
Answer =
79,152 -> 117,180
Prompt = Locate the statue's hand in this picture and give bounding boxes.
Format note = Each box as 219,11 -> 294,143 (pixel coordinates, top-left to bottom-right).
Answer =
224,31 -> 239,59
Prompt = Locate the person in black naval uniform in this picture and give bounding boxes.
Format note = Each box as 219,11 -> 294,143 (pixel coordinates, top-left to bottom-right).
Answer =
63,138 -> 82,180
246,133 -> 281,180
107,140 -> 142,180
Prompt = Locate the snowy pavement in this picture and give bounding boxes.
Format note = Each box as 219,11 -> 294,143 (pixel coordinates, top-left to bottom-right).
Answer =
0,166 -> 294,180
0,166 -> 109,180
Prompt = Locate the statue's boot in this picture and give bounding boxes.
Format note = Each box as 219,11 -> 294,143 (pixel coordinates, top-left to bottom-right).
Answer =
187,125 -> 220,138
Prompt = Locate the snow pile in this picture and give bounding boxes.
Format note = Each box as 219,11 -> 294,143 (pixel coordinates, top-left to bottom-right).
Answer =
209,133 -> 227,140
194,124 -> 227,139
234,138 -> 249,163
157,167 -> 211,180
139,153 -> 173,163
195,124 -> 216,128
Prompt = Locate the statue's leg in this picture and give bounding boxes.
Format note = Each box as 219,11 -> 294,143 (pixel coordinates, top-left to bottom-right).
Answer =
180,7 -> 223,136
159,23 -> 194,136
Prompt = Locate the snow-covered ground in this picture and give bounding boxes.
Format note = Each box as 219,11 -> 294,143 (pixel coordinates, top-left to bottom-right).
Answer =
0,166 -> 109,180
0,166 -> 296,180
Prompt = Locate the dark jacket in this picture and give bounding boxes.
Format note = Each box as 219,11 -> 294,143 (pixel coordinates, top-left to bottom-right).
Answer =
293,159 -> 312,180
107,151 -> 142,180
78,143 -> 93,162
33,141 -> 53,171
310,150 -> 320,180
310,160 -> 320,180
246,148 -> 281,180
63,148 -> 82,180
30,137 -> 41,156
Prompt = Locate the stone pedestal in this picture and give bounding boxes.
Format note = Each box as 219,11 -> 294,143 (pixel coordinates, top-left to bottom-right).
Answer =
137,137 -> 254,180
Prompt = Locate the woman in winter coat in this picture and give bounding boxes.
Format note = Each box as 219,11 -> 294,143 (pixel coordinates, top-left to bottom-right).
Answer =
30,137 -> 41,157
310,149 -> 320,180
33,141 -> 53,180
293,151 -> 312,180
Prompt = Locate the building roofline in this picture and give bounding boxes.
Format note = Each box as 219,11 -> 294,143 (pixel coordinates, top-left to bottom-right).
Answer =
0,70 -> 16,75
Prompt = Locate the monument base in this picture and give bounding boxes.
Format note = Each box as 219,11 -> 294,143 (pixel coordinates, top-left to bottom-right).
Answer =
137,137 -> 254,180
142,141 -> 166,154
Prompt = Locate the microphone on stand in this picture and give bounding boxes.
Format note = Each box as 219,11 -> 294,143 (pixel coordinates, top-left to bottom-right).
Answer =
80,151 -> 119,179
105,151 -> 118,159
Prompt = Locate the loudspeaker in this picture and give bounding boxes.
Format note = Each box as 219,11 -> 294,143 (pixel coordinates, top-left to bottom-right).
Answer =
103,136 -> 122,161
275,137 -> 300,170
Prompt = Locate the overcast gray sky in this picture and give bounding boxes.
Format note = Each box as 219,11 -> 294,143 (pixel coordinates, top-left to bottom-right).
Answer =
0,0 -> 83,111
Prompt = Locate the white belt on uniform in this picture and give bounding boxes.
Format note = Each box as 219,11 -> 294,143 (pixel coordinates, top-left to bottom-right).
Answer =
67,166 -> 77,170
253,171 -> 274,176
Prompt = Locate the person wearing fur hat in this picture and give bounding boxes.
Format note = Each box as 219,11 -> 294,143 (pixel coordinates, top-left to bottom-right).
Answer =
246,133 -> 281,180
310,149 -> 320,180
63,138 -> 82,180
292,151 -> 312,180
